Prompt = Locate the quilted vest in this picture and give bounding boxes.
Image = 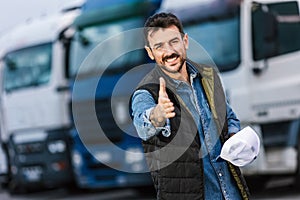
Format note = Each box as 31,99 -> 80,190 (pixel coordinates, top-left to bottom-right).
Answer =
133,59 -> 250,200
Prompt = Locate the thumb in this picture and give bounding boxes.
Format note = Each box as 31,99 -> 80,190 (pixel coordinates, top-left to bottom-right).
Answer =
159,77 -> 167,98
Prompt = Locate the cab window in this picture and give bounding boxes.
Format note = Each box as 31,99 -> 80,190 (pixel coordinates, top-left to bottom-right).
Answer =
4,43 -> 52,92
252,1 -> 300,60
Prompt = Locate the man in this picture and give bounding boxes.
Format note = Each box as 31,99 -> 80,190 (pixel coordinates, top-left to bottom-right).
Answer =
130,12 -> 250,200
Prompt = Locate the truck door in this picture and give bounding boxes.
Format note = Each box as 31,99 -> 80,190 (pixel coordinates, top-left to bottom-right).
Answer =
249,1 -> 300,123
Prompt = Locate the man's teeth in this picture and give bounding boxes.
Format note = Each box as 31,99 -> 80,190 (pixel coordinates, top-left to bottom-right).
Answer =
166,57 -> 177,62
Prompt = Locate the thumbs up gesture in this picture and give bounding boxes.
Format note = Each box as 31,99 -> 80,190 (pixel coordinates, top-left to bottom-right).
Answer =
150,77 -> 176,127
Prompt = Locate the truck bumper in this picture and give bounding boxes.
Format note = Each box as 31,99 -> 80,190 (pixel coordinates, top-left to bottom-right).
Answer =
8,129 -> 73,190
242,146 -> 297,175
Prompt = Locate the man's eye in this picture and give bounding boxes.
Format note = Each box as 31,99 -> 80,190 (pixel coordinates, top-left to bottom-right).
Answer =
171,40 -> 179,44
155,45 -> 162,50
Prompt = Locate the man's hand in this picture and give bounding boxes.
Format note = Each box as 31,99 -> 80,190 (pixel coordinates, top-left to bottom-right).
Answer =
150,77 -> 176,127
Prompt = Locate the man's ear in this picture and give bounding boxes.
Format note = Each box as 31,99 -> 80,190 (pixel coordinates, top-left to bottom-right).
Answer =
183,33 -> 189,50
145,46 -> 154,60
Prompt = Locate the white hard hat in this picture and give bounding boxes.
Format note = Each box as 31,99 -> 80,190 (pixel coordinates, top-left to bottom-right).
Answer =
220,126 -> 260,167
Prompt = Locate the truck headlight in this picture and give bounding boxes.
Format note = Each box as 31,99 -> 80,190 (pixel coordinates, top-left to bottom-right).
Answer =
47,140 -> 66,154
113,101 -> 129,125
72,150 -> 82,167
95,151 -> 112,163
125,148 -> 144,164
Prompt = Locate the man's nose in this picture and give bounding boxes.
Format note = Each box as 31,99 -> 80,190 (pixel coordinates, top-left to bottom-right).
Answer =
162,43 -> 175,53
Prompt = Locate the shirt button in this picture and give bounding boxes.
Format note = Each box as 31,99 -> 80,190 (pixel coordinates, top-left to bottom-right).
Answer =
218,173 -> 223,177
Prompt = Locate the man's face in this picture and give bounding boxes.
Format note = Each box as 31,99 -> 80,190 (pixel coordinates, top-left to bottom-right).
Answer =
145,25 -> 189,74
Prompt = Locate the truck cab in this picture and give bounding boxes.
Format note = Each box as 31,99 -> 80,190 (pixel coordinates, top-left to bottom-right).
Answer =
0,48 -> 9,187
0,9 -> 81,193
68,0 -> 160,189
159,0 -> 300,185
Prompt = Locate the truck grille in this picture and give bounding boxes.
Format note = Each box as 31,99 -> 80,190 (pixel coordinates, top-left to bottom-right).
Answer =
261,120 -> 291,147
16,142 -> 44,154
72,99 -> 123,145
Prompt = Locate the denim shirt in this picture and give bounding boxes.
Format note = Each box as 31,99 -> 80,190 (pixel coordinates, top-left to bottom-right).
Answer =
131,62 -> 242,200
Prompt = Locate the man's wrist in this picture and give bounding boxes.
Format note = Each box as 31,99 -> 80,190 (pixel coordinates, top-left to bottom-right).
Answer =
229,133 -> 235,137
150,107 -> 166,127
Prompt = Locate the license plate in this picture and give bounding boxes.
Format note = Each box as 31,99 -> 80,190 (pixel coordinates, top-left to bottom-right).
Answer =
22,166 -> 42,182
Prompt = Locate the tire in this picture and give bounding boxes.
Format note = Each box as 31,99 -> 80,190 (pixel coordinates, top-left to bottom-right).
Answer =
245,175 -> 270,194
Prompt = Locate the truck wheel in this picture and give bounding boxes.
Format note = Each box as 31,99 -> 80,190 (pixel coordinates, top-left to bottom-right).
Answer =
245,175 -> 270,193
294,135 -> 300,186
8,180 -> 27,194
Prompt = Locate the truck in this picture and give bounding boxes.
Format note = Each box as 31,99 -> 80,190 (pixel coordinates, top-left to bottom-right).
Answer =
159,0 -> 300,188
68,0 -> 161,189
0,7 -> 82,193
0,48 -> 9,187
0,0 -> 160,193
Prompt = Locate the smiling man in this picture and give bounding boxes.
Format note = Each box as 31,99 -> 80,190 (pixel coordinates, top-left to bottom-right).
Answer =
130,12 -> 250,200
145,24 -> 188,81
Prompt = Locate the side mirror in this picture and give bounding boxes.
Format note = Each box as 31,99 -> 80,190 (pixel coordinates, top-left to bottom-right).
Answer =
59,27 -> 76,45
261,9 -> 278,58
252,4 -> 279,61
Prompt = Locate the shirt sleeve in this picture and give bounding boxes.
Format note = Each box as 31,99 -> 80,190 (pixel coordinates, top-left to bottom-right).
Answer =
226,100 -> 240,134
131,89 -> 171,141
219,74 -> 240,135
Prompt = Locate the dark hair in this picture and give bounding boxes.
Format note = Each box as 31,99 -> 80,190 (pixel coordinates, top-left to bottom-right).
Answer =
144,12 -> 184,46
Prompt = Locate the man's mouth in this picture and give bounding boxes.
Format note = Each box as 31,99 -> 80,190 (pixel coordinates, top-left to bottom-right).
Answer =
163,53 -> 179,64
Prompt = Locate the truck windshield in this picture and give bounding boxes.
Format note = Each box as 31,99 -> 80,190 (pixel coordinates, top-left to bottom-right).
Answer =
3,43 -> 52,92
69,17 -> 145,78
185,12 -> 240,72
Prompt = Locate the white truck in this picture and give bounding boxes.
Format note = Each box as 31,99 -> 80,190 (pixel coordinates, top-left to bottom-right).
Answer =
0,8 -> 81,193
0,47 -> 8,187
160,0 -> 300,187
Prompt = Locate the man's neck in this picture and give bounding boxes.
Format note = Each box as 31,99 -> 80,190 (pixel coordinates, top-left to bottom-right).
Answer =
161,63 -> 190,84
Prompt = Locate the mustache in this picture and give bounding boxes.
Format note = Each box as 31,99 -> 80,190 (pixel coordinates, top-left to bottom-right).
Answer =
162,53 -> 179,63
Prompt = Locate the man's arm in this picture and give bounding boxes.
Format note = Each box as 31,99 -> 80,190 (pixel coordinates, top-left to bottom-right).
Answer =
226,101 -> 241,136
217,73 -> 240,136
131,89 -> 171,141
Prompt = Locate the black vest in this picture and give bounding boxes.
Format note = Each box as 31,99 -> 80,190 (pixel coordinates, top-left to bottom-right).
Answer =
132,59 -> 250,200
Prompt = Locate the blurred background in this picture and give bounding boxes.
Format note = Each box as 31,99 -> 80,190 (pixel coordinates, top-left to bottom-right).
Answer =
0,0 -> 75,35
0,0 -> 300,199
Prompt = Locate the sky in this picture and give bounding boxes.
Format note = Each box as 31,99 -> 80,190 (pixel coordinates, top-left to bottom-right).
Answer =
0,0 -> 78,36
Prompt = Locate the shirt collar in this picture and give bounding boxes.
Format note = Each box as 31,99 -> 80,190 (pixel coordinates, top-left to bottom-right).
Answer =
186,60 -> 200,79
156,59 -> 200,89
